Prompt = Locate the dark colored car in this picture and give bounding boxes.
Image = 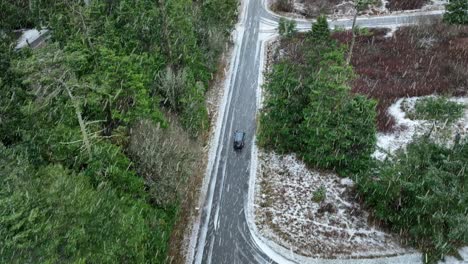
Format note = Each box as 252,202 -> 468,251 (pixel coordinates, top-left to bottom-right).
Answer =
233,131 -> 245,150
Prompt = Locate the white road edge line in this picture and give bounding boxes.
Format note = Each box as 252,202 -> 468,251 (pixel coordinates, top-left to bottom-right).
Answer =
186,0 -> 249,262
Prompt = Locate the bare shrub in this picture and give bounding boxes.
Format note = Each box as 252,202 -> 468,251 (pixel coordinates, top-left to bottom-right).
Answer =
128,119 -> 200,207
386,0 -> 429,11
273,0 -> 294,13
155,67 -> 188,110
303,0 -> 341,17
332,22 -> 468,132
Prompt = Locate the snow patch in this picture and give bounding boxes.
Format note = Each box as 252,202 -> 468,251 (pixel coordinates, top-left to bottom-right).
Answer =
384,26 -> 398,38
440,247 -> 468,263
373,96 -> 468,161
254,151 -> 413,258
15,29 -> 49,49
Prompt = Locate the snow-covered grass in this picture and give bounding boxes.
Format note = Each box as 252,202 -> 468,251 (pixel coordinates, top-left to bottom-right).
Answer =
269,0 -> 446,20
373,96 -> 468,160
254,151 -> 413,258
421,0 -> 448,11
440,247 -> 468,263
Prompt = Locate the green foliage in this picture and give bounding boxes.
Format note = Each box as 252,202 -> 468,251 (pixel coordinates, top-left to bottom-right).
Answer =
1,0 -> 238,261
355,0 -> 375,11
356,137 -> 468,263
91,46 -> 165,124
259,29 -> 377,175
0,145 -> 174,264
84,142 -> 146,199
0,0 -> 36,30
301,93 -> 377,174
278,18 -> 297,38
181,81 -> 209,137
354,26 -> 372,36
0,35 -> 29,146
312,185 -> 327,202
310,15 -> 330,42
332,25 -> 346,32
404,97 -> 465,124
200,0 -> 238,30
443,0 -> 468,25
258,62 -> 304,153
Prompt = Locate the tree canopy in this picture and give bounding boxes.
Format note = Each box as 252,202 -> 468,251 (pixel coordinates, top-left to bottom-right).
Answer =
0,0 -> 237,261
444,0 -> 468,25
259,18 -> 377,175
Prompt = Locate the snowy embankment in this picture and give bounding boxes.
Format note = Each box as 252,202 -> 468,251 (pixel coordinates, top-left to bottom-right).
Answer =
270,0 -> 447,20
254,151 -> 411,258
374,96 -> 468,160
252,95 -> 468,262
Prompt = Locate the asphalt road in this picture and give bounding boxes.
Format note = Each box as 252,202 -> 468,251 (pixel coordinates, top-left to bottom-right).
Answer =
190,2 -> 443,263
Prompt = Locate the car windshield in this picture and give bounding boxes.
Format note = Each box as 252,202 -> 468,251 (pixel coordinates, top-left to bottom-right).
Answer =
234,132 -> 244,141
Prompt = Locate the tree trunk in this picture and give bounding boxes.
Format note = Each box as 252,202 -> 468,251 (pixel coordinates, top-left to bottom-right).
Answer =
347,10 -> 358,65
63,84 -> 93,160
159,0 -> 173,61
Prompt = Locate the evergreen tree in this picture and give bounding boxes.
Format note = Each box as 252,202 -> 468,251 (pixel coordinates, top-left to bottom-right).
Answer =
300,48 -> 376,174
1,0 -> 238,261
357,137 -> 468,262
310,15 -> 330,42
443,0 -> 468,25
278,17 -> 297,38
259,23 -> 377,175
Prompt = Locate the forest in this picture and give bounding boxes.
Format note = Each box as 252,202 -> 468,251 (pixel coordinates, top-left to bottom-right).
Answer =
0,0 -> 237,262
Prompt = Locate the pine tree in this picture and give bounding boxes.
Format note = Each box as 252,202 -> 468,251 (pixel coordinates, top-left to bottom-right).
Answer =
278,17 -> 297,38
310,15 -> 330,42
443,0 -> 468,25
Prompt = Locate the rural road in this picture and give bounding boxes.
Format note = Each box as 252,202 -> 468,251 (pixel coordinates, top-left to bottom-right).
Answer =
188,1 -> 443,263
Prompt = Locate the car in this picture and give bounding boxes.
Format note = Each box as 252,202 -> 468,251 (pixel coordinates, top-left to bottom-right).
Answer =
233,130 -> 245,150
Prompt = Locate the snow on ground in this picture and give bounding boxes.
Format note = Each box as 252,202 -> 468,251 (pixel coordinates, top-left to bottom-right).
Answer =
271,0 -> 447,20
373,96 -> 468,160
421,0 -> 448,11
440,247 -> 468,263
16,29 -> 49,49
384,26 -> 398,38
254,151 -> 412,258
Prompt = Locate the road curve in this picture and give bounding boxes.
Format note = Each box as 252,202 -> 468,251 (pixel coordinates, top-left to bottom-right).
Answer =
188,1 -> 444,263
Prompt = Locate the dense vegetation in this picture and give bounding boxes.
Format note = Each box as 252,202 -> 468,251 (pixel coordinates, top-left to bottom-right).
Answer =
403,97 -> 465,124
0,0 -> 237,262
278,18 -> 297,38
259,16 -> 377,175
444,0 -> 468,25
357,137 -> 468,262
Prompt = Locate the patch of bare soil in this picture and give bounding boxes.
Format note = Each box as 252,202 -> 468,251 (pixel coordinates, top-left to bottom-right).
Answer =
255,151 -> 412,258
333,22 -> 468,132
